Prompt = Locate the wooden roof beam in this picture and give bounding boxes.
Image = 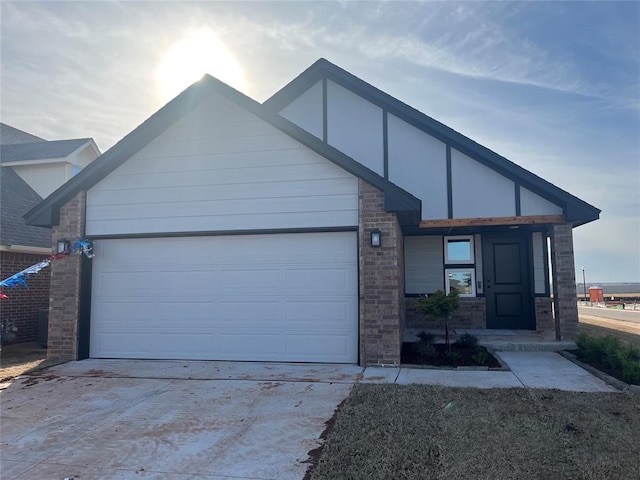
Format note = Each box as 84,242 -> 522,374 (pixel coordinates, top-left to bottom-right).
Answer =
419,215 -> 566,229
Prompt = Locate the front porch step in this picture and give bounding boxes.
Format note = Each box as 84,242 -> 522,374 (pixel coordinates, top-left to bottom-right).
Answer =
479,341 -> 577,352
404,328 -> 576,352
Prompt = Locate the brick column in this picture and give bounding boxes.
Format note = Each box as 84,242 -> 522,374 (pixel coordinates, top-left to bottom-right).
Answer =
358,180 -> 404,365
48,192 -> 86,361
550,223 -> 578,341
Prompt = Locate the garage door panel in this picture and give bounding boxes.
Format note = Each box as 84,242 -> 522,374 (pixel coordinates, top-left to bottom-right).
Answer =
91,232 -> 358,363
285,301 -> 353,324
285,334 -> 350,357
285,268 -> 352,290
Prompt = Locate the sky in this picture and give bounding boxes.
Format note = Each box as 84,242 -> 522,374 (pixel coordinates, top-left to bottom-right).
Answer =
1,1 -> 638,283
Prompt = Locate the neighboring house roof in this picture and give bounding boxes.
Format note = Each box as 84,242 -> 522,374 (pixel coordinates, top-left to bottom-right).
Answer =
0,138 -> 92,164
0,166 -> 51,248
0,123 -> 45,145
265,59 -> 600,226
25,75 -> 421,228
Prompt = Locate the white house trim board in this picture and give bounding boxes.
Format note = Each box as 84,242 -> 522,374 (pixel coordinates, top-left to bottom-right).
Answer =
86,92 -> 359,236
89,232 -> 358,363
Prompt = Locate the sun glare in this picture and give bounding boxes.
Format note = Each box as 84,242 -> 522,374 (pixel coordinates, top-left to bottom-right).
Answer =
156,29 -> 245,102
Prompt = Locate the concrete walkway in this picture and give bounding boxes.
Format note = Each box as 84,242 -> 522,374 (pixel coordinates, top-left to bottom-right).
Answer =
362,351 -> 618,392
14,350 -> 619,392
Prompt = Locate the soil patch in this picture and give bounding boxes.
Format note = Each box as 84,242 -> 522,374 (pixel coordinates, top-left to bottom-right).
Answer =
401,342 -> 501,368
0,342 -> 58,383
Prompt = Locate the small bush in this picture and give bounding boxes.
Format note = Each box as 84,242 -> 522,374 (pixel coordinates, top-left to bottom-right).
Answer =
447,352 -> 462,363
413,331 -> 437,360
471,347 -> 489,365
455,333 -> 479,349
413,341 -> 437,360
416,331 -> 435,344
576,333 -> 640,385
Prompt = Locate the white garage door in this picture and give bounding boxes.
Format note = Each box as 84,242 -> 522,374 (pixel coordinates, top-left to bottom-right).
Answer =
90,232 -> 358,363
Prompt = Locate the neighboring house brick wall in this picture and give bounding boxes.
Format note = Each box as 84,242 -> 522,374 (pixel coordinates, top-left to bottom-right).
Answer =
551,223 -> 578,340
0,252 -> 50,343
534,297 -> 554,333
358,180 -> 404,365
405,297 -> 486,330
48,191 -> 86,361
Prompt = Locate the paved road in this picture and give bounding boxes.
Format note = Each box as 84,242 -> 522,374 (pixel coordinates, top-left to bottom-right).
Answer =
578,306 -> 640,324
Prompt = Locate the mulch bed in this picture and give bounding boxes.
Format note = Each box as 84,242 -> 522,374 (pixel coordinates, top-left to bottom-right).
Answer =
401,342 -> 502,368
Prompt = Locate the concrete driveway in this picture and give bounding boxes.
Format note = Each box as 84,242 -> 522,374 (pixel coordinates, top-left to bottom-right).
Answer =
1,360 -> 361,480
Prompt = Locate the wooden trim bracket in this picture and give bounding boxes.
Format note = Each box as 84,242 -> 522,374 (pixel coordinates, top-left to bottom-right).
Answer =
419,215 -> 566,228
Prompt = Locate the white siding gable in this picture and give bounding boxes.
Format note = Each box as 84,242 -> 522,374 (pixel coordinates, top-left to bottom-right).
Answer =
388,114 -> 447,219
327,80 -> 384,176
451,149 -> 515,218
86,93 -> 359,236
521,187 -> 563,216
279,81 -> 323,139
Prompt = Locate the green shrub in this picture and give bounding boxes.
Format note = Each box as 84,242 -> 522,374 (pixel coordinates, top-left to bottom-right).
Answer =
618,343 -> 640,385
417,331 -> 435,344
471,347 -> 489,365
416,290 -> 459,352
414,341 -> 437,360
576,333 -> 640,385
456,333 -> 479,349
447,352 -> 462,363
413,331 -> 437,360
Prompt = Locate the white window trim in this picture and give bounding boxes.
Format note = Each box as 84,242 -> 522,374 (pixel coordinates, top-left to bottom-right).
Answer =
444,235 -> 475,264
445,268 -> 476,297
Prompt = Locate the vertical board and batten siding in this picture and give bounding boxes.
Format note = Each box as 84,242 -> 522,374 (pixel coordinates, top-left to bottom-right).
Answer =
90,233 -> 358,363
326,80 -> 384,176
388,114 -> 448,219
279,81 -> 323,139
276,80 -> 564,222
404,236 -> 444,294
85,92 -> 359,236
532,231 -> 546,294
451,149 -> 515,218
521,187 -> 563,216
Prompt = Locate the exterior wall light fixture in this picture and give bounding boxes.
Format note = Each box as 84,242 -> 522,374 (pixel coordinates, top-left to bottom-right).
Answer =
56,240 -> 70,254
370,229 -> 381,248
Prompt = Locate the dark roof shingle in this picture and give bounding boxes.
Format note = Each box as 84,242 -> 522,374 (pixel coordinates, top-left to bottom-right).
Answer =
0,167 -> 52,248
0,123 -> 45,145
0,138 -> 90,164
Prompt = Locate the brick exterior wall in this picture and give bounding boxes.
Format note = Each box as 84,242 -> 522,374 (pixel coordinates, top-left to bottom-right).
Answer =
0,251 -> 51,343
534,297 -> 554,333
551,223 -> 578,340
358,180 -> 404,365
405,297 -> 486,330
48,191 -> 86,361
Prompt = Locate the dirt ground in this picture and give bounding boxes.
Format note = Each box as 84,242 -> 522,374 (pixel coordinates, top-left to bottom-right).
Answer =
310,384 -> 640,480
0,342 -> 58,383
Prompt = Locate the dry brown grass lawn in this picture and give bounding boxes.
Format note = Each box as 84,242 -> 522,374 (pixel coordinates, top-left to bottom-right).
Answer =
309,384 -> 640,480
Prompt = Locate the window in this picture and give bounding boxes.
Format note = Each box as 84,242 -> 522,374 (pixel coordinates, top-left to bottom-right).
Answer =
444,235 -> 474,264
444,235 -> 476,297
445,268 -> 476,297
71,165 -> 82,177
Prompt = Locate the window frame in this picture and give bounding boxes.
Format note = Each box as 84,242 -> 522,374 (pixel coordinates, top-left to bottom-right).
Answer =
444,235 -> 475,264
445,267 -> 476,297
